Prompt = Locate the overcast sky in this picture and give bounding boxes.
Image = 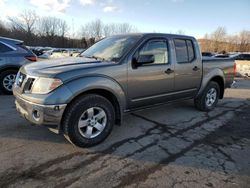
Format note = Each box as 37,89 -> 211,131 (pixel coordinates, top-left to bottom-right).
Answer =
0,0 -> 249,38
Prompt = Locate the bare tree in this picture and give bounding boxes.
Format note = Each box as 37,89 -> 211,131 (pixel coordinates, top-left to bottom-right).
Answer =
81,19 -> 138,40
103,23 -> 137,37
58,20 -> 69,38
200,33 -> 212,52
210,27 -> 227,52
117,23 -> 134,34
226,34 -> 238,52
201,28 -> 250,53
0,20 -> 9,36
38,18 -> 68,37
82,19 -> 103,40
39,17 -> 58,37
238,30 -> 250,52
176,30 -> 185,35
37,16 -> 69,46
103,23 -> 116,37
8,10 -> 38,37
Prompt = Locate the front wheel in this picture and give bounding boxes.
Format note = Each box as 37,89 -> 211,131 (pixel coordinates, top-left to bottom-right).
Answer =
62,94 -> 115,147
194,81 -> 220,112
0,70 -> 18,95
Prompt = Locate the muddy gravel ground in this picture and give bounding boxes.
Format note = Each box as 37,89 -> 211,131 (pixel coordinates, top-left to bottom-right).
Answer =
0,78 -> 250,188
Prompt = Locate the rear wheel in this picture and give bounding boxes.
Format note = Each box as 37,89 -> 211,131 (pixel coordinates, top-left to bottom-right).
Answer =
0,70 -> 18,95
62,94 -> 115,147
194,81 -> 220,111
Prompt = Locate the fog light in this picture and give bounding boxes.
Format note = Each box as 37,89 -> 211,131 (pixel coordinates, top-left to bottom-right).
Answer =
32,110 -> 40,121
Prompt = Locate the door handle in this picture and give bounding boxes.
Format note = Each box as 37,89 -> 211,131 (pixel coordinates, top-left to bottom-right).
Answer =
193,66 -> 200,71
165,68 -> 174,74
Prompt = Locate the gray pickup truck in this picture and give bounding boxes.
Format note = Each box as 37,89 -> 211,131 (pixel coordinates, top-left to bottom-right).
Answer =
13,33 -> 235,147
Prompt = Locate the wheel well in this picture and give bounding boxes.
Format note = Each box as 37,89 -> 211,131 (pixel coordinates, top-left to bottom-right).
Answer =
0,67 -> 20,75
65,89 -> 122,125
210,76 -> 224,99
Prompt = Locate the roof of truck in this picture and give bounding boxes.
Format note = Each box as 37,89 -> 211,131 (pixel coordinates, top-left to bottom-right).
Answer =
112,33 -> 196,40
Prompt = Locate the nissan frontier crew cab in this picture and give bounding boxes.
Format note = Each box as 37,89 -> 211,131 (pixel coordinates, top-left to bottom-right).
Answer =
13,33 -> 235,147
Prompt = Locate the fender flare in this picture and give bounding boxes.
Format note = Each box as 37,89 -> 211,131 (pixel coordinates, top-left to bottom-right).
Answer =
64,76 -> 127,112
0,65 -> 21,73
196,68 -> 225,98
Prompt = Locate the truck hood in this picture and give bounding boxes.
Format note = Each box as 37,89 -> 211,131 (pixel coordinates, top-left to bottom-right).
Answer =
22,57 -> 115,77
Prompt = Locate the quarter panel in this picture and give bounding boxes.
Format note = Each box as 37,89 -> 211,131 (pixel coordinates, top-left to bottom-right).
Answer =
198,58 -> 235,97
196,68 -> 225,97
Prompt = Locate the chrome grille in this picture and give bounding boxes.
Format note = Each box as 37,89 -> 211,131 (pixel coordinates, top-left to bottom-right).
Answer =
23,78 -> 35,93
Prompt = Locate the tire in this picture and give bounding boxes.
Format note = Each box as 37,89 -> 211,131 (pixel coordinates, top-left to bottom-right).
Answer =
0,70 -> 18,95
62,94 -> 115,147
194,81 -> 220,112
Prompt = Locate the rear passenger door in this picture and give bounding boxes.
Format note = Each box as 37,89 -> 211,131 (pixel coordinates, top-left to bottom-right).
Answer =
173,39 -> 202,97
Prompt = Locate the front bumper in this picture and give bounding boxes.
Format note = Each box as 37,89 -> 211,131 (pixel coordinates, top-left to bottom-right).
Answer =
15,95 -> 67,127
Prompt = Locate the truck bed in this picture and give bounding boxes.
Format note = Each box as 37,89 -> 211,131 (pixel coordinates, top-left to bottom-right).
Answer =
202,57 -> 235,88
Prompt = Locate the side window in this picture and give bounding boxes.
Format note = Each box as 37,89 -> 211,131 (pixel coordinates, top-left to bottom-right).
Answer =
174,39 -> 188,63
0,42 -> 13,53
174,39 -> 195,63
139,40 -> 168,64
186,40 -> 195,61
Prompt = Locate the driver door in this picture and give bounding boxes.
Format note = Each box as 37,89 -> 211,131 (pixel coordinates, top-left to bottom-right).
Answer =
127,38 -> 175,109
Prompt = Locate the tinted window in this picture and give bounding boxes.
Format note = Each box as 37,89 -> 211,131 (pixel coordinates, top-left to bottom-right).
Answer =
139,40 -> 168,64
0,43 -> 13,53
18,44 -> 31,53
234,54 -> 250,60
186,40 -> 195,61
174,39 -> 188,63
242,54 -> 250,60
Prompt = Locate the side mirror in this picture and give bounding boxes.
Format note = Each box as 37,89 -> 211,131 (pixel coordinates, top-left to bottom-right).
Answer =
132,54 -> 155,68
137,54 -> 155,65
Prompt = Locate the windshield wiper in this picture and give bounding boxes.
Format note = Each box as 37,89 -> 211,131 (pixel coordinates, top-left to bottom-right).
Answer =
85,55 -> 98,60
83,55 -> 108,61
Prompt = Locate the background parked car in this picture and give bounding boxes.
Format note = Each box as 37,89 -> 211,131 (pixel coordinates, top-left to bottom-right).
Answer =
202,52 -> 215,57
29,47 -> 53,59
0,37 -> 37,94
213,54 -> 230,58
233,53 -> 250,61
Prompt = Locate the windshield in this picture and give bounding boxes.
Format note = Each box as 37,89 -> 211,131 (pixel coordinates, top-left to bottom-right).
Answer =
80,35 -> 141,61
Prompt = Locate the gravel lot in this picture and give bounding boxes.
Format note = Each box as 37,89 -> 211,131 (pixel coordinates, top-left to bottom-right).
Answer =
0,79 -> 250,188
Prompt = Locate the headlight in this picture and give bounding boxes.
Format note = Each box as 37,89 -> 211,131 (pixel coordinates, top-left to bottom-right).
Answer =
31,77 -> 63,94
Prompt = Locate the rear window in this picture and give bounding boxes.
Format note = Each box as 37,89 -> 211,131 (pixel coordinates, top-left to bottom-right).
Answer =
18,44 -> 32,53
174,39 -> 195,63
0,42 -> 13,53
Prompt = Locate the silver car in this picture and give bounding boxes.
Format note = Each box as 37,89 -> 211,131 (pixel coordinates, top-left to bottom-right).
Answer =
0,37 -> 37,94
